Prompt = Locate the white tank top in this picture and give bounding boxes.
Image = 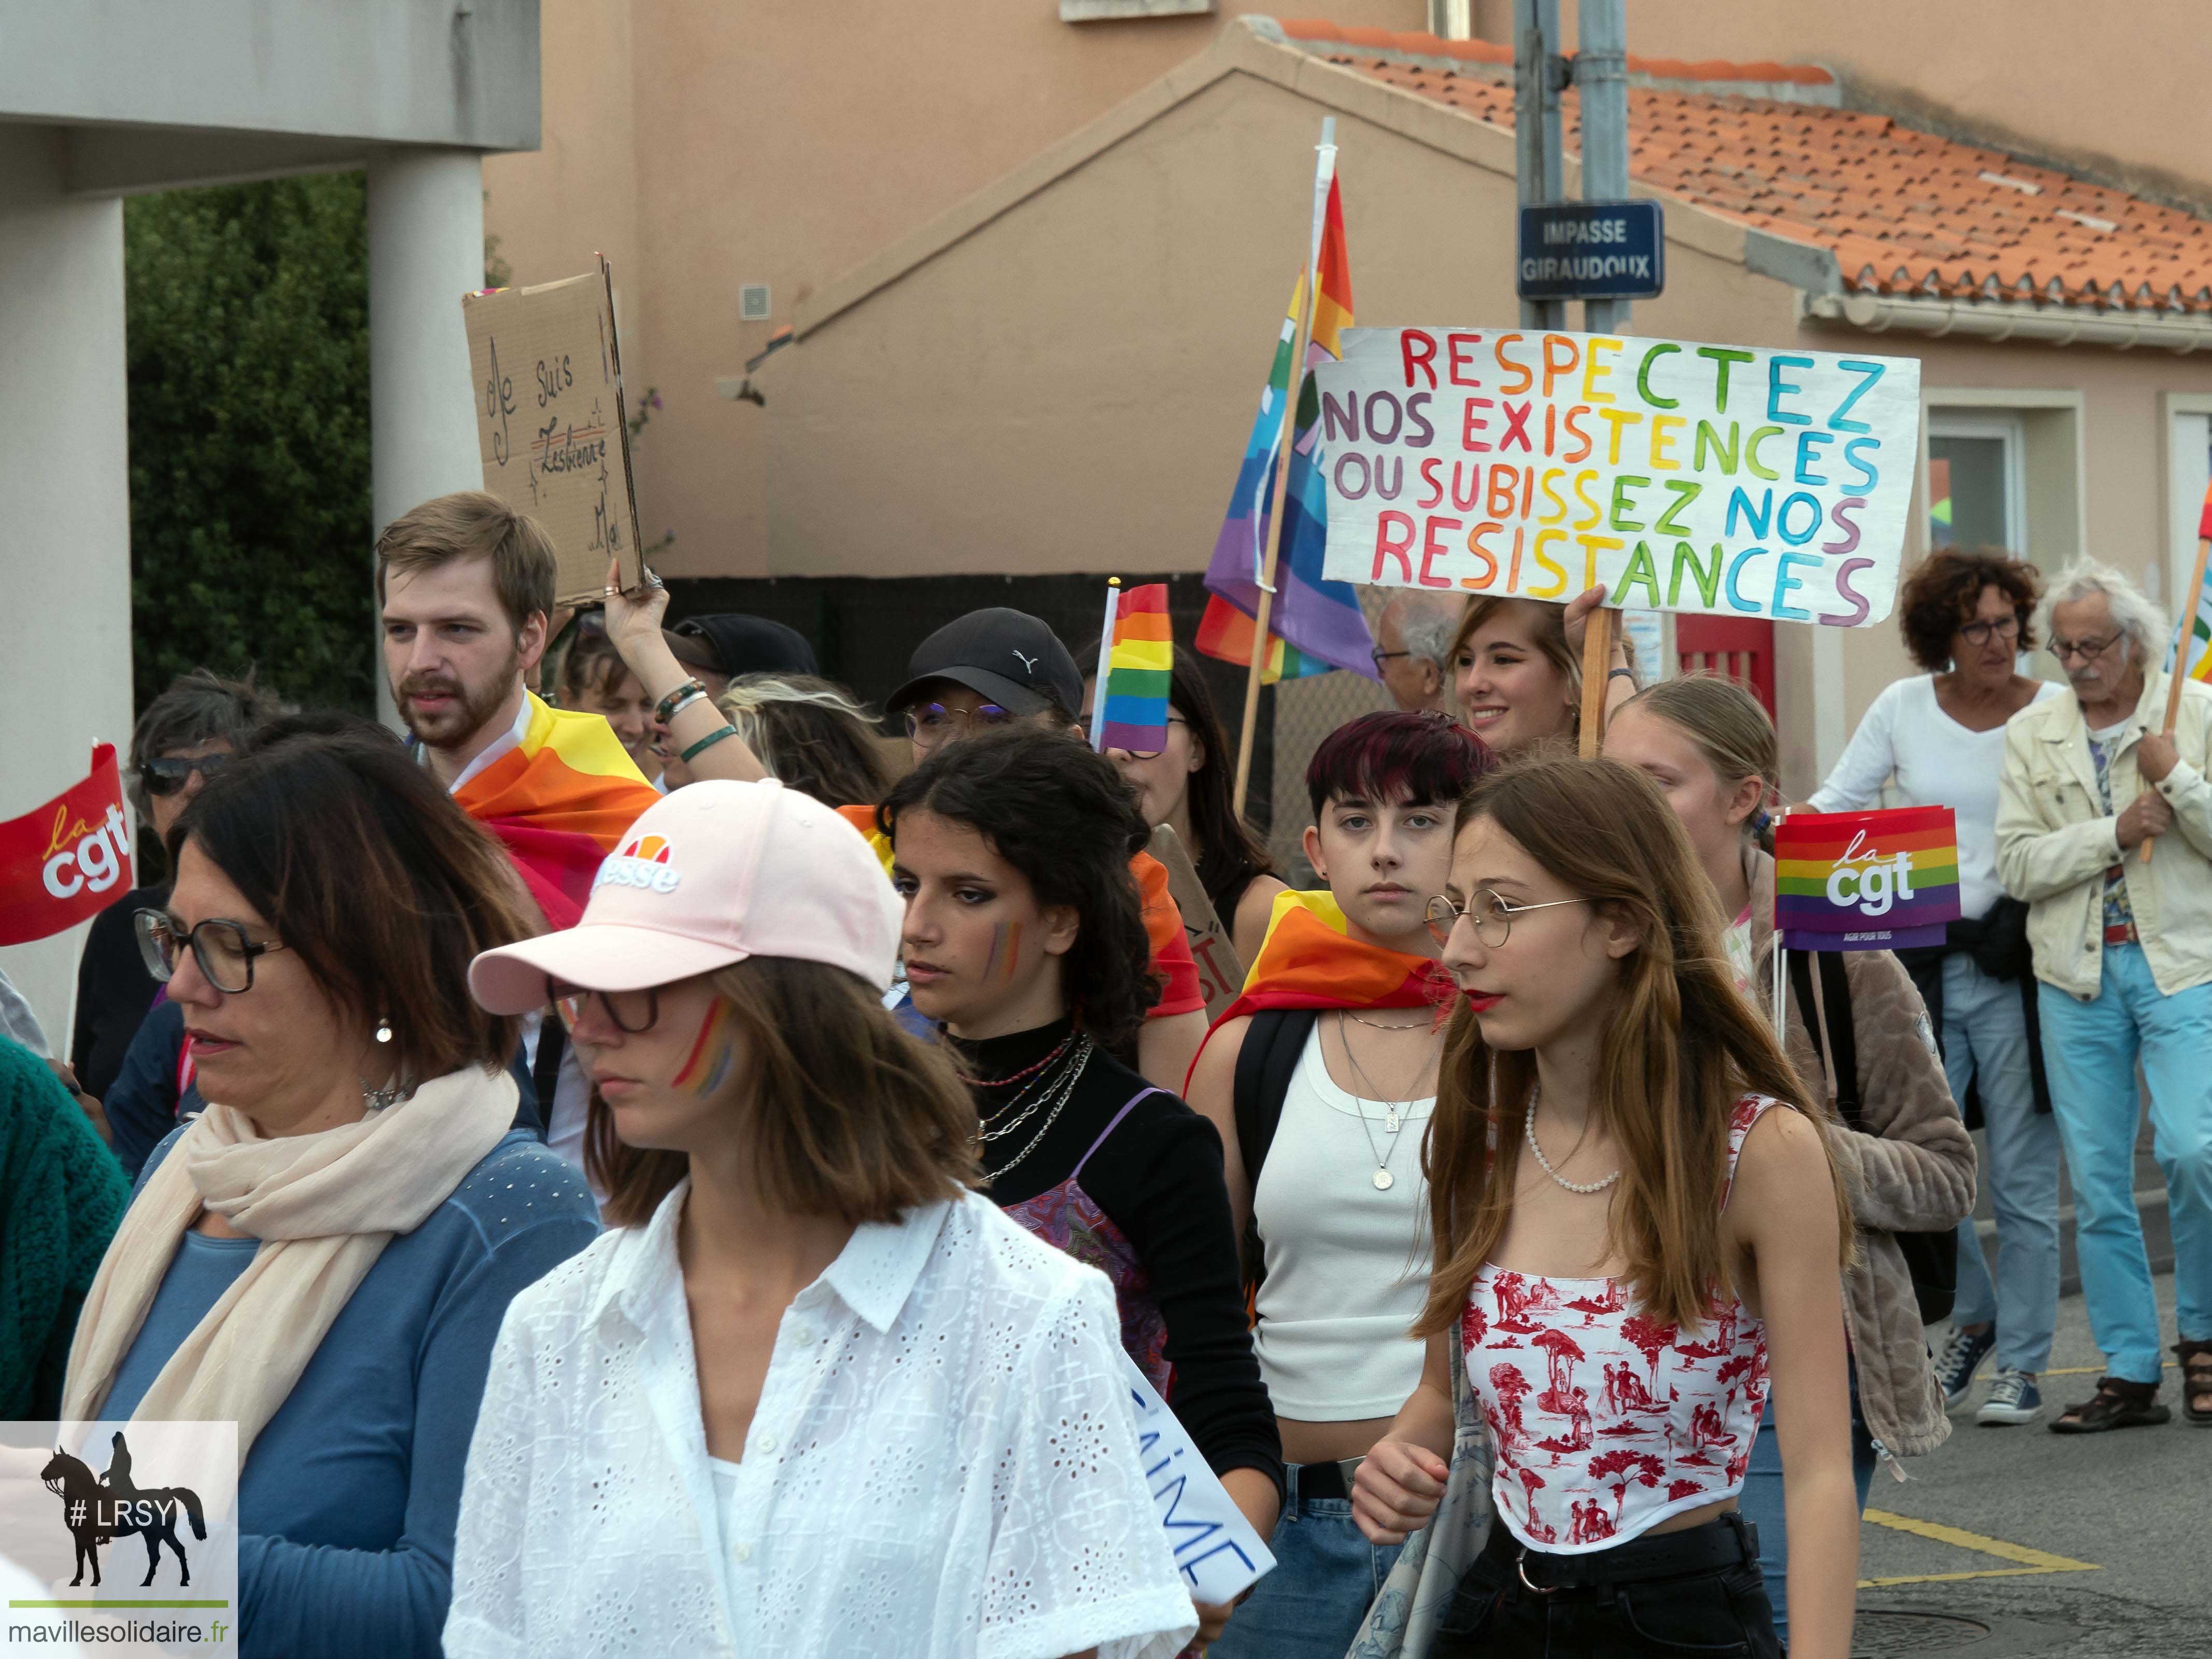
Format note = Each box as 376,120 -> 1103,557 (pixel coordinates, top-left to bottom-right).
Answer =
1252,1021 -> 1435,1419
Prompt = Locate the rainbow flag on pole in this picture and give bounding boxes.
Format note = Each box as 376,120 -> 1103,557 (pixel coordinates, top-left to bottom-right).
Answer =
1096,583 -> 1174,754
2164,476 -> 2212,685
1197,172 -> 1375,684
1773,806 -> 1961,952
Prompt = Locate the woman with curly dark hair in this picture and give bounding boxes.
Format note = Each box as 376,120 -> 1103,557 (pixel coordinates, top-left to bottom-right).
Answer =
882,726 -> 1283,1651
1806,546 -> 2062,1428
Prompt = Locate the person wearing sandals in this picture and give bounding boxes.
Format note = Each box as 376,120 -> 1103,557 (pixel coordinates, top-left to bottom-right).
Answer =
450,779 -> 1200,1656
1996,559 -> 2212,1432
1804,549 -> 2061,1427
1354,756 -> 1860,1658
1607,678 -> 1977,1645
883,727 -> 1282,1650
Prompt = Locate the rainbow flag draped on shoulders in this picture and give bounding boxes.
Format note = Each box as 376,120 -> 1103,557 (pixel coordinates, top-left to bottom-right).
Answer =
454,692 -> 661,929
1197,174 -> 1376,686
1096,584 -> 1173,753
1209,889 -> 1453,1030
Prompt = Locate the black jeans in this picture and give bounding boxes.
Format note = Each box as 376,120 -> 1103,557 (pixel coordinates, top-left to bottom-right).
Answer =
1433,1513 -> 1781,1657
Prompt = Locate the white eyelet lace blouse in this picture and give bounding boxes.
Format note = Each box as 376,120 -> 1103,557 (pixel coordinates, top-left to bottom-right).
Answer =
443,1182 -> 1199,1659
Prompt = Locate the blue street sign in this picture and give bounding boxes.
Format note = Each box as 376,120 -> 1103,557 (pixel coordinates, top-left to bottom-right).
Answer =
1516,200 -> 1665,302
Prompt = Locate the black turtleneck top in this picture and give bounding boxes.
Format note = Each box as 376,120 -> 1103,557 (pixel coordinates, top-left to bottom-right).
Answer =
951,1016 -> 1283,1500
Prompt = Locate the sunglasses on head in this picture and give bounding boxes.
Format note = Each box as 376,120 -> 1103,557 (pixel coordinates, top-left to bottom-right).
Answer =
140,754 -> 231,797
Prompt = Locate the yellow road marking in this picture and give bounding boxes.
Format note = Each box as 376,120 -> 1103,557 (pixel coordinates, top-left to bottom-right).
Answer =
1858,1508 -> 2100,1589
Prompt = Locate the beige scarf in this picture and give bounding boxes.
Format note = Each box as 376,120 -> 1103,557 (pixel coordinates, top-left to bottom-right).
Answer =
62,1066 -> 517,1464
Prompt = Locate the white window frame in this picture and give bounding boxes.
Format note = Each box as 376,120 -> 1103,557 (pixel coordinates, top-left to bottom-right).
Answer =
2162,393 -> 2212,614
1926,410 -> 2027,555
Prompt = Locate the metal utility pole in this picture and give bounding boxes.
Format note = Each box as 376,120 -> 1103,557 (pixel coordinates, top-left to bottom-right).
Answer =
1576,0 -> 1632,333
1512,0 -> 1565,330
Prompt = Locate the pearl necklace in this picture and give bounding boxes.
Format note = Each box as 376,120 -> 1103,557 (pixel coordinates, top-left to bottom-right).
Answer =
1524,1092 -> 1621,1194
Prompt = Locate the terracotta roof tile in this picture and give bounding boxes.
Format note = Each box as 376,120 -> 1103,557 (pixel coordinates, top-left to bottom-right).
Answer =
1289,31 -> 2212,311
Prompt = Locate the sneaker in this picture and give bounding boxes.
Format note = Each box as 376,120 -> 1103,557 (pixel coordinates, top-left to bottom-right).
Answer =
1977,1369 -> 2042,1426
1934,1325 -> 1996,1407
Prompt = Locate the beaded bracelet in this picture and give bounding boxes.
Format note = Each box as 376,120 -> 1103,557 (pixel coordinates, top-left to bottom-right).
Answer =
660,687 -> 711,725
679,725 -> 740,764
654,678 -> 707,725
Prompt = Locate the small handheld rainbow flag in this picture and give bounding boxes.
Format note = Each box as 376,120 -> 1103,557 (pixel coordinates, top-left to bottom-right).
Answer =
2163,475 -> 2212,686
1773,806 -> 1961,952
1090,581 -> 1173,754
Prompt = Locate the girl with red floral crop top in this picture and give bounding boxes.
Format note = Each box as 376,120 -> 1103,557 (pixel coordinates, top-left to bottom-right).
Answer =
1350,755 -> 1861,1659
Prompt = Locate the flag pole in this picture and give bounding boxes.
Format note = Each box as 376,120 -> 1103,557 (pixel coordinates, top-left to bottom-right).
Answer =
2143,530 -> 2210,865
1232,118 -> 1339,817
1090,578 -> 1122,752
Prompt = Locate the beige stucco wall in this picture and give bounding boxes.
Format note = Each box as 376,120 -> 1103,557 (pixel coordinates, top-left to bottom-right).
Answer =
1468,0 -> 2212,203
483,0 -> 1428,576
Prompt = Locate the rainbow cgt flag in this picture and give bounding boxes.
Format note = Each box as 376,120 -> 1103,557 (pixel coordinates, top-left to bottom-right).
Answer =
1096,584 -> 1174,754
1773,806 -> 1961,952
1197,173 -> 1376,685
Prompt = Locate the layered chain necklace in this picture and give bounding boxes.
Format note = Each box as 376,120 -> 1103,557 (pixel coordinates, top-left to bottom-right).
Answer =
1523,1087 -> 1622,1194
1334,1011 -> 1436,1191
974,1034 -> 1095,1184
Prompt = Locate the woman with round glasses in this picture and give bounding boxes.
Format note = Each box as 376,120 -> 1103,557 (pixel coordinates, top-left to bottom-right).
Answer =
1806,546 -> 2062,1427
1079,645 -> 1287,969
447,779 -> 1199,1657
1352,755 -> 1855,1659
65,730 -> 599,1659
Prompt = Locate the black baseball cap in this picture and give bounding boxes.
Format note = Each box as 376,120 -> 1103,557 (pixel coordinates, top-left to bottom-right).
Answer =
663,614 -> 818,680
886,608 -> 1084,720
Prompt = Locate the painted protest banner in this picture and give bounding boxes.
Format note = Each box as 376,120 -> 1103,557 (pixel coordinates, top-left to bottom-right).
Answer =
1774,806 -> 1960,951
1316,327 -> 1922,626
1148,825 -> 1246,1023
462,258 -> 643,607
0,746 -> 131,946
1120,1352 -> 1275,1604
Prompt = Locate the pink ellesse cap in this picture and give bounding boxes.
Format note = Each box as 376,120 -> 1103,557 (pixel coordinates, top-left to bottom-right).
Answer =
468,779 -> 901,1012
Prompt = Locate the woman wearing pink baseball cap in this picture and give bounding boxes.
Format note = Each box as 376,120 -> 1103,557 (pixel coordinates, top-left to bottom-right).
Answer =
445,779 -> 1197,1659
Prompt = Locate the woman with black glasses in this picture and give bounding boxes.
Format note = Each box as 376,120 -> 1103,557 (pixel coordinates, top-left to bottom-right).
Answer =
1806,547 -> 2062,1429
63,730 -> 598,1659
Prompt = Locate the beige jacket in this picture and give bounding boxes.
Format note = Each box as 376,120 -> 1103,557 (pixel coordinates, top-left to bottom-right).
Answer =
1995,670 -> 2212,999
1748,850 -> 1977,1460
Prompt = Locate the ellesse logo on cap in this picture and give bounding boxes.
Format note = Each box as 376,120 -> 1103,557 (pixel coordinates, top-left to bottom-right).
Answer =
595,833 -> 683,894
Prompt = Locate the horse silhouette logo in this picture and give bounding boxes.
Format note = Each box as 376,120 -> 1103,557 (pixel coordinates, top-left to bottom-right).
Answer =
38,1432 -> 207,1588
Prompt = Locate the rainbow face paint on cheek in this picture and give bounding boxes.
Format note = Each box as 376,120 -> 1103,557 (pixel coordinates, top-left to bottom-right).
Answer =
1002,921 -> 1022,983
670,998 -> 741,1098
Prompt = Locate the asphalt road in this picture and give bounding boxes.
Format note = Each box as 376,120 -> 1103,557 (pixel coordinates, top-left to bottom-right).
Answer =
1852,1272 -> 2206,1656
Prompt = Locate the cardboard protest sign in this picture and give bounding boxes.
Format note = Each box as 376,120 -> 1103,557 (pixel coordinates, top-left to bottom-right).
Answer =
1120,1351 -> 1276,1604
1148,825 -> 1246,1023
0,745 -> 132,945
1774,806 -> 1960,951
1316,327 -> 1921,626
463,257 -> 643,607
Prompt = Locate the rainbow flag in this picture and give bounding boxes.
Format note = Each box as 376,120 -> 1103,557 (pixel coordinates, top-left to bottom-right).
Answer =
1207,890 -> 1452,1032
1198,174 -> 1376,685
1773,806 -> 1961,953
455,691 -> 661,927
2163,476 -> 2212,685
1097,584 -> 1173,753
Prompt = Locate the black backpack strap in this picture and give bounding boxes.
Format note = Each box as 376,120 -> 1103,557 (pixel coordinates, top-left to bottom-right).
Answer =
1785,949 -> 1862,1130
1232,1007 -> 1320,1293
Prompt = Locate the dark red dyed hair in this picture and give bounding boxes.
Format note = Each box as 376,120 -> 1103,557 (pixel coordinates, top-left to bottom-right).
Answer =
1305,710 -> 1493,820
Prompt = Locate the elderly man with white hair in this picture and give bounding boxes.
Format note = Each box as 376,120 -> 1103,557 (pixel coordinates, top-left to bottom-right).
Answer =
1996,557 -> 2212,1435
1369,592 -> 1459,715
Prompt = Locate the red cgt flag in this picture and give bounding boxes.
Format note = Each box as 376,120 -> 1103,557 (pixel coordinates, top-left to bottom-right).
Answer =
0,744 -> 134,946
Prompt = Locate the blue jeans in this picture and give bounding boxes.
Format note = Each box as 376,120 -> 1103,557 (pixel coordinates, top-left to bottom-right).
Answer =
1738,1368 -> 1877,1648
1208,1464 -> 1404,1659
1940,954 -> 2063,1373
2038,945 -> 2212,1382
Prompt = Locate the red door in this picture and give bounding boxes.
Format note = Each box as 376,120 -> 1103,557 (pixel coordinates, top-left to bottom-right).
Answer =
1673,615 -> 1776,719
